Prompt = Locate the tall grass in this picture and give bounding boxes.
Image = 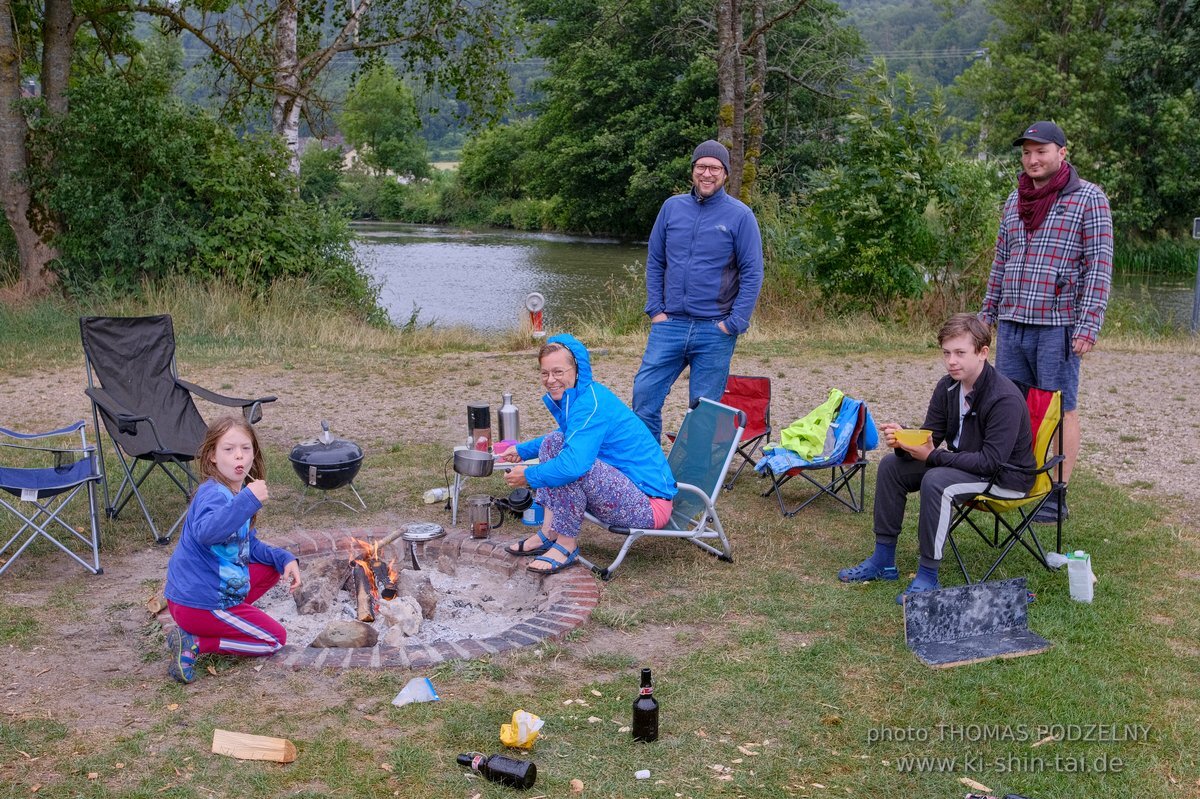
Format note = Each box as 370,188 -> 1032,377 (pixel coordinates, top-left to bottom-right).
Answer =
1114,238 -> 1199,275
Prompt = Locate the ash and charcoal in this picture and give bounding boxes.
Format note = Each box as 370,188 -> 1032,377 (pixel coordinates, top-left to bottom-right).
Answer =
258,551 -> 551,650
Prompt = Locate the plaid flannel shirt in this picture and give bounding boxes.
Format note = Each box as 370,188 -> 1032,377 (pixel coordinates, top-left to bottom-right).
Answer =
980,172 -> 1113,344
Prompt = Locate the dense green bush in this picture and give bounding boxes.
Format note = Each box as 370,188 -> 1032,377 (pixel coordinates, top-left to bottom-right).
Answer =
30,75 -> 377,316
795,66 -> 1007,315
299,143 -> 346,206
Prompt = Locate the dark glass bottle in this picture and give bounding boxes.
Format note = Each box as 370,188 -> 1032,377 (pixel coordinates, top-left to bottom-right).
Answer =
632,667 -> 659,742
456,752 -> 537,789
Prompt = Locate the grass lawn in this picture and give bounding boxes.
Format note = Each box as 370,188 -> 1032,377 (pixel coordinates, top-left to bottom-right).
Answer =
1,295 -> 1198,798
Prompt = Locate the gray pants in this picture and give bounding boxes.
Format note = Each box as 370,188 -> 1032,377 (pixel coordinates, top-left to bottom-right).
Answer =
873,453 -> 1024,570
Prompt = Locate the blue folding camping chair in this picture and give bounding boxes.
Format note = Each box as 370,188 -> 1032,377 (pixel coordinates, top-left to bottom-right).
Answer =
756,394 -> 878,516
0,421 -> 103,576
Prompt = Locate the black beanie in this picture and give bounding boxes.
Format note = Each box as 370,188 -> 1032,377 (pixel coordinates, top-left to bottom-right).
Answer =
691,140 -> 730,174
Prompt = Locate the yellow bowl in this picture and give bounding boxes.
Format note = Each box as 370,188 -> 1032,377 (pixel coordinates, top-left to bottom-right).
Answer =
893,428 -> 932,448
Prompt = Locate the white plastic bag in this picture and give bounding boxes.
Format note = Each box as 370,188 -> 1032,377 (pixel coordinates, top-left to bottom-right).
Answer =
392,677 -> 439,707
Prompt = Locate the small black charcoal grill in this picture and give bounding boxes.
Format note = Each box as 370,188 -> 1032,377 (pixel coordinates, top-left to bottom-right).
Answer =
290,421 -> 366,513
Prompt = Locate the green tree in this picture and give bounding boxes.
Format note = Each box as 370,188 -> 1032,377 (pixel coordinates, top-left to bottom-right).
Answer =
28,74 -> 373,312
340,65 -> 430,178
797,65 -> 1007,313
953,0 -> 1200,233
512,0 -> 858,235
1,0 -> 140,297
135,0 -> 520,172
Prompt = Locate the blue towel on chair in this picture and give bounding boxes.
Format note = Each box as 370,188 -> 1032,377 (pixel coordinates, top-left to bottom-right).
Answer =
756,396 -> 877,474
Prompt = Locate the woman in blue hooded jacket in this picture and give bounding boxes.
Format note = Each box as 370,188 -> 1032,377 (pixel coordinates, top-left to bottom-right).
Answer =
501,334 -> 677,574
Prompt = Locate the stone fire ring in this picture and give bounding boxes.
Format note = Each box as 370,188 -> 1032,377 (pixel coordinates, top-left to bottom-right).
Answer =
158,528 -> 600,671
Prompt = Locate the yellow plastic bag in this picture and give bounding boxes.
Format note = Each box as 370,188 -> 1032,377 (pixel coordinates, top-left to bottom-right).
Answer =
499,709 -> 544,749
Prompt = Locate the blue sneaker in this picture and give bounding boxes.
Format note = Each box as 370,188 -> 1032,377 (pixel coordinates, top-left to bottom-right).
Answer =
166,627 -> 199,684
838,559 -> 899,583
896,579 -> 941,605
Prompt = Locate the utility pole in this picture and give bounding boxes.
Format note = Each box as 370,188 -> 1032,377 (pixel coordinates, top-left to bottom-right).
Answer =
1191,217 -> 1200,334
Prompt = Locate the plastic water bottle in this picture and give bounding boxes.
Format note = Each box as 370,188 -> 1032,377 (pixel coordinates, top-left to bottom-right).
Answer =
423,487 -> 449,504
1067,550 -> 1094,602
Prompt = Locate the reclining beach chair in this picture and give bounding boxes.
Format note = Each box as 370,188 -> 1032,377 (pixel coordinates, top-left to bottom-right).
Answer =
0,421 -> 102,576
80,316 -> 276,544
756,393 -> 878,517
578,397 -> 744,580
718,375 -> 771,490
944,385 -> 1065,584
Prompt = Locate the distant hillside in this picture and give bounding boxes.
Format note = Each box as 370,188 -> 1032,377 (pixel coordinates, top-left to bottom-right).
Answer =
839,0 -> 994,87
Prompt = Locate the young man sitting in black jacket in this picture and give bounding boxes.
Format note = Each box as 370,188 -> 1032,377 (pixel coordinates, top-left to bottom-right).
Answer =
839,314 -> 1035,603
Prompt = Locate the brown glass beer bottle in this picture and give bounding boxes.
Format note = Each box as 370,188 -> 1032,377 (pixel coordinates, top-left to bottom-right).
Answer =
631,667 -> 659,742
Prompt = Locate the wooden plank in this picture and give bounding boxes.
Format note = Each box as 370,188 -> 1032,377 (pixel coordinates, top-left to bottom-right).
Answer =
211,729 -> 298,763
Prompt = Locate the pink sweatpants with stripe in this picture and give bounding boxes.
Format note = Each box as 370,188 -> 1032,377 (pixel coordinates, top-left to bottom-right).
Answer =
168,563 -> 287,657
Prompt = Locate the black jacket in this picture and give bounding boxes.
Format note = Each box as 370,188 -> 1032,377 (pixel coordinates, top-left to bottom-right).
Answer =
919,361 -> 1036,492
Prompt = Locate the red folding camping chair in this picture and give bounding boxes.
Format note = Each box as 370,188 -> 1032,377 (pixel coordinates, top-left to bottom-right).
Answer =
718,375 -> 771,490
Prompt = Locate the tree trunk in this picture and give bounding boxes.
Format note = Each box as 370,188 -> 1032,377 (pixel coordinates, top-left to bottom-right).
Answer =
271,0 -> 303,175
715,0 -> 742,194
742,0 -> 767,204
0,0 -> 57,298
41,0 -> 74,115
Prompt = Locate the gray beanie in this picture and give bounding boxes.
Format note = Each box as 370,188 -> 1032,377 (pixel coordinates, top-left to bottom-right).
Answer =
692,140 -> 730,174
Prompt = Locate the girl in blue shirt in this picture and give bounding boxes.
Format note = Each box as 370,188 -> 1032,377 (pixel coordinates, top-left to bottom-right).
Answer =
164,416 -> 300,683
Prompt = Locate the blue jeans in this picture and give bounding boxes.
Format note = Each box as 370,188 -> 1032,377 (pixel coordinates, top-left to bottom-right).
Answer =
632,317 -> 738,442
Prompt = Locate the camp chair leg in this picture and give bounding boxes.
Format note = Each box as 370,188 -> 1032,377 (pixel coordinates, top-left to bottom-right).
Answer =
105,455 -> 195,544
764,464 -> 866,517
0,488 -> 102,577
723,437 -> 764,491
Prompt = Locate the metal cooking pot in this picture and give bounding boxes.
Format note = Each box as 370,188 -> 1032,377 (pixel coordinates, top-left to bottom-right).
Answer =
493,488 -> 533,514
454,448 -> 494,477
290,421 -> 364,490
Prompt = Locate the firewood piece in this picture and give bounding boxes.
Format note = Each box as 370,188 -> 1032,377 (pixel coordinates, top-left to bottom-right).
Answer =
211,729 -> 297,763
353,563 -> 375,622
370,558 -> 397,600
375,528 -> 407,548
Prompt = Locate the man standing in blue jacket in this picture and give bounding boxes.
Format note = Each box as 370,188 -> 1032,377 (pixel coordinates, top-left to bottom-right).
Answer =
632,140 -> 764,442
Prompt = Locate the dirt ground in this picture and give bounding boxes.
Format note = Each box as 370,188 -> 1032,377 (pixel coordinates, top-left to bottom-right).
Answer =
1,345 -> 1198,744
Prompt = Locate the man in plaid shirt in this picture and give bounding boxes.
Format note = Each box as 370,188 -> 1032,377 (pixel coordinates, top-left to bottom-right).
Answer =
980,120 -> 1113,522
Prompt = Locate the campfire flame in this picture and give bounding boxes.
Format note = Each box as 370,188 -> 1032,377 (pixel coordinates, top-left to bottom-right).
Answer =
351,538 -> 399,601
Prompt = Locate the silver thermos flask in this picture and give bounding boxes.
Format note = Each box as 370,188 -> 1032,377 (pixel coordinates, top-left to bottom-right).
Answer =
499,392 -> 520,443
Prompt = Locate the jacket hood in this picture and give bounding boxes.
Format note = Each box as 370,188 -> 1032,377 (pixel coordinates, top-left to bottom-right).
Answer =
546,333 -> 593,392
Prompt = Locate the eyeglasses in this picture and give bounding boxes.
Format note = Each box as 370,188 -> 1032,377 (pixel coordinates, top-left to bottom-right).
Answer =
693,164 -> 725,176
540,368 -> 573,381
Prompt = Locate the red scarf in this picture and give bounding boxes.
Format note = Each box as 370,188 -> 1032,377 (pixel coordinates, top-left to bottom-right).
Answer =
1017,162 -> 1073,234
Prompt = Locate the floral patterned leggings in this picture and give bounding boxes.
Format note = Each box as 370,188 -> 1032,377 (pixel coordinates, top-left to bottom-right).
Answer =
536,432 -> 655,538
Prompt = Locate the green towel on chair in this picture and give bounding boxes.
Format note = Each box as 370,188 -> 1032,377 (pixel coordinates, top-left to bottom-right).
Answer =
777,388 -> 844,459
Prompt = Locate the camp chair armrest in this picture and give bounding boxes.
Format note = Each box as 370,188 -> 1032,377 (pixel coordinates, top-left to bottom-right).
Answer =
85,386 -> 154,438
177,380 -> 277,423
676,481 -> 714,506
995,454 -> 1065,478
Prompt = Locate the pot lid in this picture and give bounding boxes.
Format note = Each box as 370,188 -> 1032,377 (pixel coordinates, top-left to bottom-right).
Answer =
401,523 -> 446,542
290,423 -> 363,465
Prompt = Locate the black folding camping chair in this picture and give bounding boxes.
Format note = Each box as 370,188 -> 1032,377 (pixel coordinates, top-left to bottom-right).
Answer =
80,316 -> 276,543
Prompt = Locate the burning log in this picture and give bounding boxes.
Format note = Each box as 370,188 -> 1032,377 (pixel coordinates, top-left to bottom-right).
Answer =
351,562 -> 376,622
370,558 -> 398,600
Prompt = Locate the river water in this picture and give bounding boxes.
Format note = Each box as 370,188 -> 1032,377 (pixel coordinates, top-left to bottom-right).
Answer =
356,222 -> 1199,331
355,222 -> 645,331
